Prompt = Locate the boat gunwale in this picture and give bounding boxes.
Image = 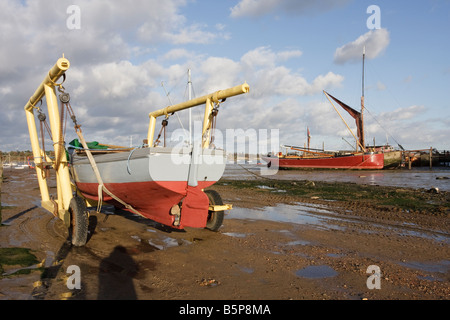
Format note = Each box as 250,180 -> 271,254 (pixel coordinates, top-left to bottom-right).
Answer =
70,146 -> 226,165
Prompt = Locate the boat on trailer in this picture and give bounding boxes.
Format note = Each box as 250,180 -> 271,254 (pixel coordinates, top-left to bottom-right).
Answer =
24,55 -> 250,246
70,145 -> 228,230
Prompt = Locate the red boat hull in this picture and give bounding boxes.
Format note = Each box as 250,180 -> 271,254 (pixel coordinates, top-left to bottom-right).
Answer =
71,146 -> 227,229
263,153 -> 384,170
76,180 -> 216,229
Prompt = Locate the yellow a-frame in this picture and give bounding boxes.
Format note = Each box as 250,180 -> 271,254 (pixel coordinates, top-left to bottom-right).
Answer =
24,56 -> 74,228
23,56 -> 249,246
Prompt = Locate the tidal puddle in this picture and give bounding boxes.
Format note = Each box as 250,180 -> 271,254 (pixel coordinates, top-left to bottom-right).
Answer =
228,203 -> 343,230
222,232 -> 251,238
327,253 -> 345,258
228,204 -> 449,243
398,260 -> 450,275
256,185 -> 286,193
147,237 -> 191,250
295,265 -> 338,279
129,231 -> 191,251
286,240 -> 310,246
237,266 -> 254,274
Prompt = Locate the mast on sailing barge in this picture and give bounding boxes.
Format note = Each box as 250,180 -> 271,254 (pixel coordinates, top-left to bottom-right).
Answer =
360,46 -> 366,152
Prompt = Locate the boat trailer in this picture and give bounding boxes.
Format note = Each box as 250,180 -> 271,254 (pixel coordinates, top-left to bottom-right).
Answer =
24,56 -> 249,246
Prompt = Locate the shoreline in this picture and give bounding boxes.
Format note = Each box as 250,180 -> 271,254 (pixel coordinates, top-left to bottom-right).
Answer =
223,164 -> 450,192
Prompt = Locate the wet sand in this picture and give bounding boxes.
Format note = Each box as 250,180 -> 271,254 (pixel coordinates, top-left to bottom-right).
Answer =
0,168 -> 449,302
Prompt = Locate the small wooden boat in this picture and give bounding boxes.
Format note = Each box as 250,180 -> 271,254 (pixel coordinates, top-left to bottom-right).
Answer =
70,145 -> 228,230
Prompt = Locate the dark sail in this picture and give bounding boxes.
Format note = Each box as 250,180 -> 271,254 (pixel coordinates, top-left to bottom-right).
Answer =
325,92 -> 363,149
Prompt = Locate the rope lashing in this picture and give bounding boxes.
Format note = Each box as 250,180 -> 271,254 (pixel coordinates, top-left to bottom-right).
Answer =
61,90 -> 146,218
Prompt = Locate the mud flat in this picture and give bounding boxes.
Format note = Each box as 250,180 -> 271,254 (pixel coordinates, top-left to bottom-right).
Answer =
0,169 -> 449,302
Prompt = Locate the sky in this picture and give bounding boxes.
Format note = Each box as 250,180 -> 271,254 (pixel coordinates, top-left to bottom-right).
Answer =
0,0 -> 449,154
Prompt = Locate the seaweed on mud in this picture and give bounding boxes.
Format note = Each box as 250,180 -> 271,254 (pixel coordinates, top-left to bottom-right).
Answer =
216,179 -> 450,215
0,247 -> 40,276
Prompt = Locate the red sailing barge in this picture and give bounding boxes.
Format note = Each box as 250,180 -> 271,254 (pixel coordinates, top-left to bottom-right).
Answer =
263,48 -> 384,170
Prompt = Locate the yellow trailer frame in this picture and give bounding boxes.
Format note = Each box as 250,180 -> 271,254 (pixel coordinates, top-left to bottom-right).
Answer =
24,56 -> 250,234
24,55 -> 73,227
147,82 -> 250,149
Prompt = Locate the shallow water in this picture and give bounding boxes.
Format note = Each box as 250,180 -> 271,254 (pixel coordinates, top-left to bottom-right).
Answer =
295,265 -> 338,279
224,164 -> 450,191
228,203 -> 450,245
398,260 -> 450,275
228,203 -> 334,228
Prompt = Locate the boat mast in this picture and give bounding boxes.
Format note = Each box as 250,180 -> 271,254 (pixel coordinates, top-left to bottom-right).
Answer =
188,69 -> 192,145
360,46 -> 366,152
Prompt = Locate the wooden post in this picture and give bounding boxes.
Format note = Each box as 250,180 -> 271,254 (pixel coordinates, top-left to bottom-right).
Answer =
429,147 -> 432,169
408,152 -> 412,170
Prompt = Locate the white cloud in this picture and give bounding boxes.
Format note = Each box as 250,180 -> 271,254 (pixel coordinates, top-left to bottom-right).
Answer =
90,61 -> 151,99
0,0 -> 220,76
376,81 -> 386,91
230,0 -> 279,18
240,46 -> 296,66
230,0 -> 351,18
241,46 -> 278,69
403,75 -> 413,83
334,29 -> 390,64
199,57 -> 242,93
162,23 -> 219,45
277,50 -> 303,61
226,47 -> 341,100
379,105 -> 426,121
161,49 -> 194,61
310,72 -> 344,93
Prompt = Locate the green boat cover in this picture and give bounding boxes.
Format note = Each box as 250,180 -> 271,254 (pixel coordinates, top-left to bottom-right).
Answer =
68,139 -> 108,150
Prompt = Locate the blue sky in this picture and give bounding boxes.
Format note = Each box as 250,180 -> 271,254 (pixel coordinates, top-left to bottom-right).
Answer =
0,0 -> 449,153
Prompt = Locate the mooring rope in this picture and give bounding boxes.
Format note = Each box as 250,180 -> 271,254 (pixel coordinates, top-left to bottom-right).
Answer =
74,130 -> 146,218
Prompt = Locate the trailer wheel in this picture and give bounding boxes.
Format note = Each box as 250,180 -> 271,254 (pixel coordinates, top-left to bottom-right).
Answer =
69,197 -> 89,246
205,190 -> 224,232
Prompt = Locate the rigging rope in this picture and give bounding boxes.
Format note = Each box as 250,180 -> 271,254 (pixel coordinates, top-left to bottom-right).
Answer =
57,89 -> 147,218
364,106 -> 404,150
32,99 -> 53,180
161,80 -> 188,140
71,118 -> 146,218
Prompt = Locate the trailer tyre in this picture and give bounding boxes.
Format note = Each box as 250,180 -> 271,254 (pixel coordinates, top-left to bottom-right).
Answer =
69,197 -> 89,246
205,190 -> 224,232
